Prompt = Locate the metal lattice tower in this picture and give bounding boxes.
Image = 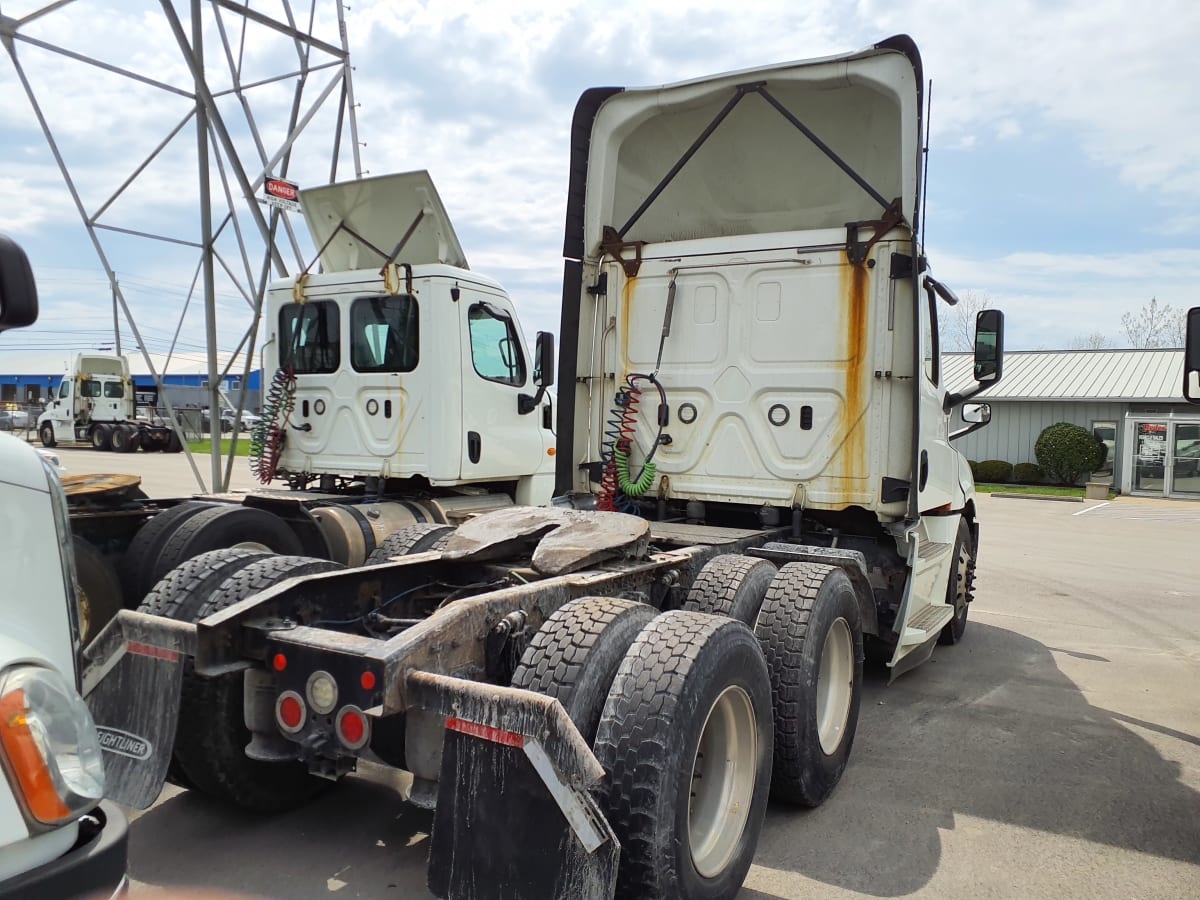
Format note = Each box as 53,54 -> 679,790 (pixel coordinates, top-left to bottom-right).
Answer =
0,0 -> 362,491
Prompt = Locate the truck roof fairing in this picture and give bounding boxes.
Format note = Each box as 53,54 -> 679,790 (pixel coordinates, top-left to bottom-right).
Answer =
563,35 -> 924,260
301,171 -> 469,274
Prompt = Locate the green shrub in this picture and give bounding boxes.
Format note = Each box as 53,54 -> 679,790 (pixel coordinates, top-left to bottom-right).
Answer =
967,460 -> 981,479
1013,462 -> 1044,484
1034,422 -> 1103,485
975,459 -> 1014,483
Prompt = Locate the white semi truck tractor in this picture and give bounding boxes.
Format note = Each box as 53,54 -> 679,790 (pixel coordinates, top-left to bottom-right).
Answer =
84,35 -> 1010,900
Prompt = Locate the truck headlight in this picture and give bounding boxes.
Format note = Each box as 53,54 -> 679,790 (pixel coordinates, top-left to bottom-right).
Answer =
0,666 -> 105,827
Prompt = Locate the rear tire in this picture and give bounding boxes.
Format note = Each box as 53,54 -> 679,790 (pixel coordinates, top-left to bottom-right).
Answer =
137,547 -> 272,789
150,505 -> 304,588
90,424 -> 112,451
39,422 -> 55,448
938,518 -> 975,646
511,596 -> 656,744
72,537 -> 123,646
120,501 -> 218,601
594,611 -> 772,900
173,555 -> 344,812
164,429 -> 183,453
684,554 -> 777,627
365,523 -> 455,565
110,424 -> 132,453
755,562 -> 863,807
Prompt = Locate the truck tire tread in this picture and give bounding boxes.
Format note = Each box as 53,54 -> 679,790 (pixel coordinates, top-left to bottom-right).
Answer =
365,523 -> 454,565
150,505 -> 304,589
683,554 -> 777,627
173,555 -> 344,812
594,610 -> 772,900
511,596 -> 656,744
754,561 -> 863,807
120,501 -> 218,602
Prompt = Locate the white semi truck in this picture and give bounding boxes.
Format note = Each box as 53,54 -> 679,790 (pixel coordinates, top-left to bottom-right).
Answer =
61,171 -> 557,644
86,35 -> 1011,900
0,235 -> 127,897
38,353 -> 184,453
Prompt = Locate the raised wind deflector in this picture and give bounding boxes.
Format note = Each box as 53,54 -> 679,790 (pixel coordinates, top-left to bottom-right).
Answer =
300,171 -> 469,273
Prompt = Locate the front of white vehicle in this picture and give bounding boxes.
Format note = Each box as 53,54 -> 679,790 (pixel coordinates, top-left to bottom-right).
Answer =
0,235 -> 127,898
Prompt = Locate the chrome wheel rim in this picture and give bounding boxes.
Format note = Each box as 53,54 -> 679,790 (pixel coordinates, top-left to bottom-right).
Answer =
688,685 -> 757,878
817,618 -> 854,755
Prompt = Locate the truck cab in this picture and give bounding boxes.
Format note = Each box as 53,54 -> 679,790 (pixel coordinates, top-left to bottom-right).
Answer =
0,235 -> 128,897
262,171 -> 556,506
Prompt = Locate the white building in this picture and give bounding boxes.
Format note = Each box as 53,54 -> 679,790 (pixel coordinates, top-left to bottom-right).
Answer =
945,349 -> 1198,499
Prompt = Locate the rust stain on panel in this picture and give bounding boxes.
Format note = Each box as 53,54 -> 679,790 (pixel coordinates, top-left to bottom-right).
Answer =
838,253 -> 870,482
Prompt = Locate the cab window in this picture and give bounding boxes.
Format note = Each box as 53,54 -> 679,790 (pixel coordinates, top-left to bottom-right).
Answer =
279,301 -> 340,374
468,302 -> 525,386
351,295 -> 419,373
81,380 -> 102,398
103,381 -> 125,399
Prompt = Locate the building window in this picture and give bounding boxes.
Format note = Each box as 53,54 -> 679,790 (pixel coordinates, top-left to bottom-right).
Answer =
351,295 -> 419,373
0,385 -> 14,402
468,302 -> 525,386
25,386 -> 40,403
279,300 -> 340,374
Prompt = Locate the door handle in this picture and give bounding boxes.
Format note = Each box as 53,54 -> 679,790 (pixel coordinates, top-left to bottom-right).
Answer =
468,431 -> 482,464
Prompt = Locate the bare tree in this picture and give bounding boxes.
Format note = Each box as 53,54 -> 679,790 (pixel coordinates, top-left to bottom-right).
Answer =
1068,332 -> 1111,350
937,290 -> 992,352
1121,297 -> 1184,348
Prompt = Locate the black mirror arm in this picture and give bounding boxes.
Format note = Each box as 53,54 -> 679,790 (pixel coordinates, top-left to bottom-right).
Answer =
949,418 -> 990,441
943,382 -> 988,413
518,385 -> 546,416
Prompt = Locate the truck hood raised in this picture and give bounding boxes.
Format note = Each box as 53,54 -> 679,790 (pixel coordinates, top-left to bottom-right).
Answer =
301,170 -> 469,273
564,35 -> 923,259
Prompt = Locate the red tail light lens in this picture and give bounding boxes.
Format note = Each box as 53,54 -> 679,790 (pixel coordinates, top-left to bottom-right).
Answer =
276,691 -> 306,734
360,671 -> 376,691
271,653 -> 287,672
335,706 -> 369,750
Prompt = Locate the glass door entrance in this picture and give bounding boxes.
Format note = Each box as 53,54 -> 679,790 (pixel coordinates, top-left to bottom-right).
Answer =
1131,420 -> 1200,497
1172,423 -> 1200,496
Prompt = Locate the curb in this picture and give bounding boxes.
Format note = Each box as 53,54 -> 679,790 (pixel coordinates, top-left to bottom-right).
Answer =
989,492 -> 1084,503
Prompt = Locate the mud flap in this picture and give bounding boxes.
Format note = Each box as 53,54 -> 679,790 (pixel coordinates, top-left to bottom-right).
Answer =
408,672 -> 619,900
81,610 -> 196,810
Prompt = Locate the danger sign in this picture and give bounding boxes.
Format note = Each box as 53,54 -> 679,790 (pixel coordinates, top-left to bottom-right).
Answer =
263,178 -> 300,211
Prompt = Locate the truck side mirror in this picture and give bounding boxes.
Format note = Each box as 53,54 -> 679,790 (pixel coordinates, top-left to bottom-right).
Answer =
1185,307 -> 1199,404
944,309 -> 1005,411
519,332 -> 555,415
0,234 -> 39,333
949,402 -> 991,441
973,309 -> 1004,384
533,331 -> 555,388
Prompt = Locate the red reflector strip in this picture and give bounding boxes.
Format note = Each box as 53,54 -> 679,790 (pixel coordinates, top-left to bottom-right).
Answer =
445,717 -> 524,748
127,641 -> 180,662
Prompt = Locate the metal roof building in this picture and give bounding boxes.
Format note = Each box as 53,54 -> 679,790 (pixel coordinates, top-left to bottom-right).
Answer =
944,349 -> 1198,499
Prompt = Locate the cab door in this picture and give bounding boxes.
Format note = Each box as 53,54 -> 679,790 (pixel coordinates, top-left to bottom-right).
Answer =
458,291 -> 547,481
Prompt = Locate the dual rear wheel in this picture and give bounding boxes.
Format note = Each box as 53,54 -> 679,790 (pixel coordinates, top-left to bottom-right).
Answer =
512,555 -> 864,899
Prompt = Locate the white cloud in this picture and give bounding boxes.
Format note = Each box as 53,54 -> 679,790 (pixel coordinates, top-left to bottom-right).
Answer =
1,0 -> 1197,359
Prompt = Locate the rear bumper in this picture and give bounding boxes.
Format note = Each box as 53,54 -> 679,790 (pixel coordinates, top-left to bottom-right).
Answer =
0,801 -> 129,900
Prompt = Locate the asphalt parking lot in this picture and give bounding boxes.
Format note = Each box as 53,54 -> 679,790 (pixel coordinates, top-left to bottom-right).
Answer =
74,452 -> 1196,899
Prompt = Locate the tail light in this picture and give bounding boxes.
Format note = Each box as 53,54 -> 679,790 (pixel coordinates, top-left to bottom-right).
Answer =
335,706 -> 369,750
276,690 -> 306,734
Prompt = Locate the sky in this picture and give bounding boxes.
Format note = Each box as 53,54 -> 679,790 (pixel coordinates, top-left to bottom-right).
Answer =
1,0 -> 1198,377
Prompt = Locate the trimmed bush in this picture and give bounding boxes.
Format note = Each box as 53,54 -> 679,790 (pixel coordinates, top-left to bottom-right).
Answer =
967,460 -> 981,479
975,459 -> 1014,483
1013,462 -> 1044,484
1034,422 -> 1103,485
